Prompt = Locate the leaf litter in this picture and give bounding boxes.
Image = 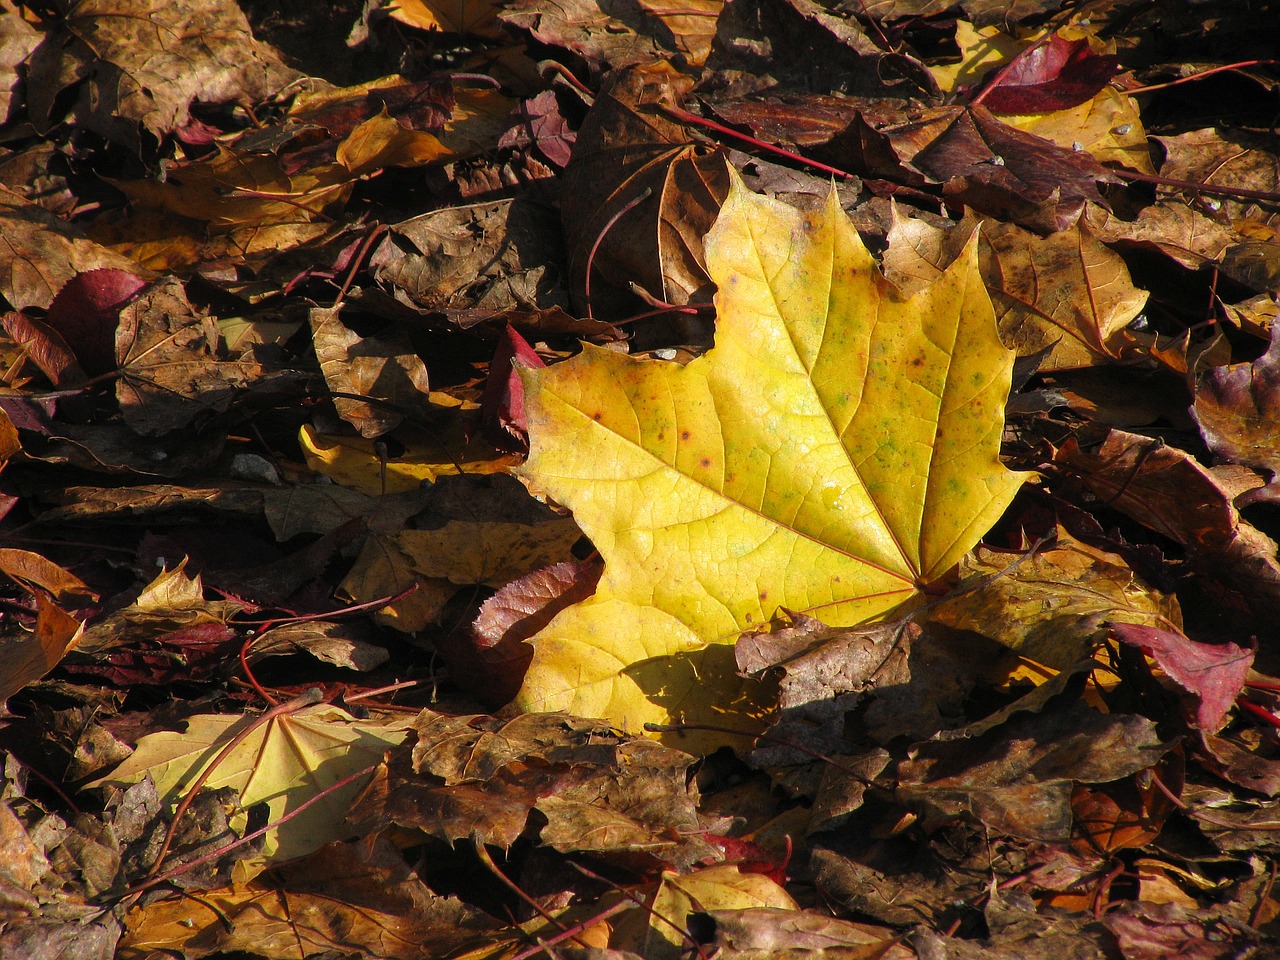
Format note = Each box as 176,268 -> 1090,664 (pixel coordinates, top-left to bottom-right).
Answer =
0,0 -> 1279,958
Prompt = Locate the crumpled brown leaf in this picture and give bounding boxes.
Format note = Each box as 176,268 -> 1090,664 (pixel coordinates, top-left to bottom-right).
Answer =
560,62 -> 730,315
351,711 -> 714,867
115,278 -> 266,435
24,0 -> 298,149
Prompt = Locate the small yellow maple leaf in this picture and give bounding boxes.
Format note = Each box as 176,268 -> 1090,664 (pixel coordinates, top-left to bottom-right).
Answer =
514,170 -> 1030,749
92,705 -> 411,878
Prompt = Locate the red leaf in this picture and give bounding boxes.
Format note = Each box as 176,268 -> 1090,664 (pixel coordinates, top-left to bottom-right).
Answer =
981,36 -> 1121,115
436,560 -> 601,707
481,324 -> 545,452
44,268 -> 148,375
1,310 -> 85,386
1111,623 -> 1254,732
701,832 -> 792,885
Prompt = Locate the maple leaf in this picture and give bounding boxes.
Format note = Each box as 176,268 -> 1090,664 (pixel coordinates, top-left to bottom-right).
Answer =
92,703 -> 412,875
514,171 -> 1030,747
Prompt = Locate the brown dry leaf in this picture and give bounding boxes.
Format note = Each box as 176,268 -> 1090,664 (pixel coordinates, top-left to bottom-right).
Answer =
375,198 -> 571,314
1,309 -> 82,387
247,621 -> 390,673
113,147 -> 352,230
1103,902 -> 1263,959
1082,201 -> 1236,271
339,535 -> 458,632
1057,429 -> 1280,619
310,305 -> 432,438
634,0 -> 723,67
1157,127 -> 1280,229
101,80 -> 511,271
560,62 -> 730,314
500,0 -> 700,75
0,547 -> 95,601
924,527 -> 1181,670
702,907 -> 914,959
0,592 -> 84,701
1192,324 -> 1280,484
24,0 -> 297,148
884,210 -> 1148,369
340,515 -> 582,632
119,838 -> 496,960
914,886 -> 1119,959
898,692 -> 1171,841
736,613 -> 913,762
702,0 -> 936,101
0,407 -> 19,465
0,777 -> 172,958
1071,754 -> 1183,856
0,7 -> 38,124
115,278 -> 266,435
352,711 -> 708,865
0,186 -> 147,311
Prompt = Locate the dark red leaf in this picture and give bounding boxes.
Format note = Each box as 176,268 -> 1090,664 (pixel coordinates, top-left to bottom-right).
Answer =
980,36 -> 1122,114
481,324 -> 545,453
2,310 -> 85,386
44,268 -> 148,375
912,105 -> 1121,232
1111,622 -> 1254,732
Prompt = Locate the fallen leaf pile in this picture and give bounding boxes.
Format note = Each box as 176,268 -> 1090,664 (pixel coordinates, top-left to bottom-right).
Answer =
1,0 -> 1279,957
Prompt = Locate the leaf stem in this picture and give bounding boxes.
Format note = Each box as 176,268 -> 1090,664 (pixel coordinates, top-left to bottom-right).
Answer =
658,104 -> 857,181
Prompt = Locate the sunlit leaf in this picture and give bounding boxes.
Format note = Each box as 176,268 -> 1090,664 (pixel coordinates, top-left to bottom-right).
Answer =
514,171 -> 1029,748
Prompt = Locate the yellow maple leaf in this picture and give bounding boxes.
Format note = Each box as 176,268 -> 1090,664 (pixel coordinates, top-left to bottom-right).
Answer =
514,171 -> 1030,750
92,705 -> 412,878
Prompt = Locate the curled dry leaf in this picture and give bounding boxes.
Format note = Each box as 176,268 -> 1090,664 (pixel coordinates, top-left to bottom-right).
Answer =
24,0 -> 298,149
439,559 -> 602,707
310,305 -> 431,439
1192,323 -> 1280,486
560,62 -> 730,314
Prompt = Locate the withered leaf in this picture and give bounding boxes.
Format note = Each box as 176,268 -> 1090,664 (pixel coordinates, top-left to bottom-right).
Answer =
1058,429 -> 1280,621
352,711 -> 709,865
115,278 -> 265,436
1193,324 -> 1280,484
24,0 -> 298,148
310,304 -> 431,438
911,105 -> 1123,233
560,62 -> 729,314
